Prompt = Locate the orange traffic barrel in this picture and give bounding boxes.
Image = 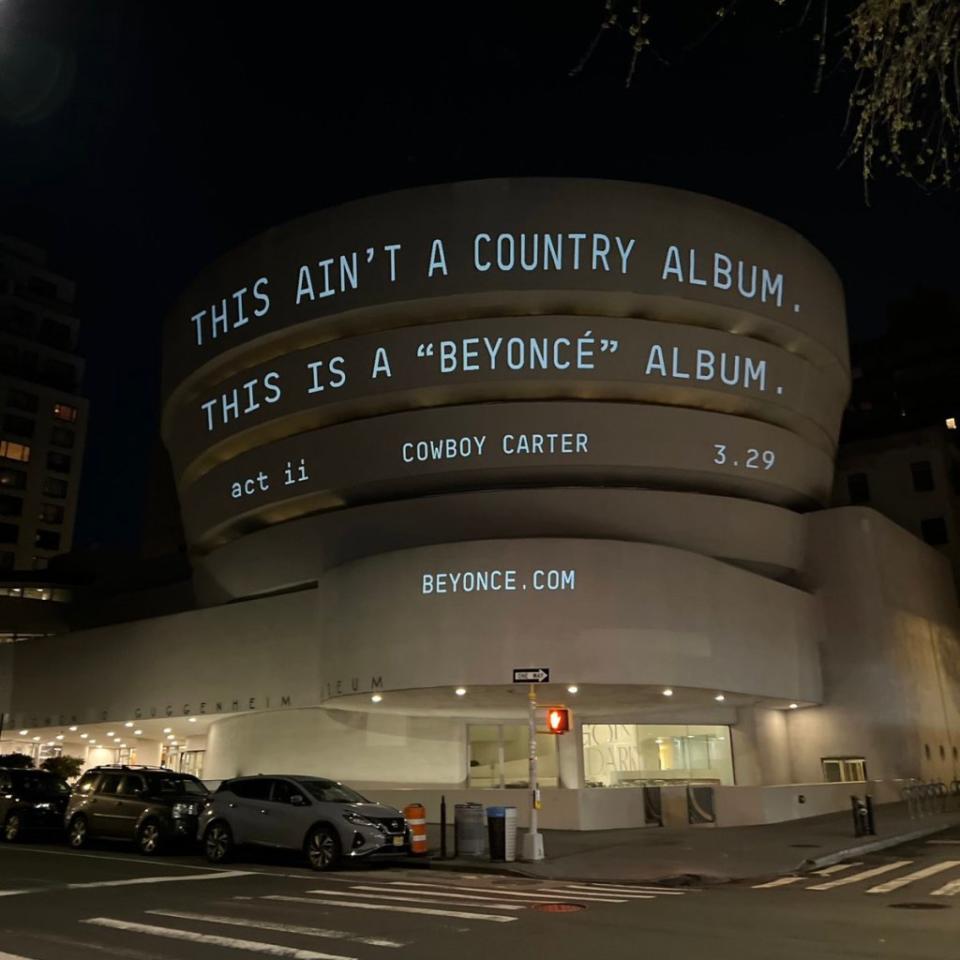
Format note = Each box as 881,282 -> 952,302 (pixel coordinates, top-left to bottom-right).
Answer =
404,802 -> 428,855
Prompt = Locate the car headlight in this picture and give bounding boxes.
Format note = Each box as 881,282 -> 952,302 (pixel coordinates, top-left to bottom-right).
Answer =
172,801 -> 201,818
342,811 -> 377,828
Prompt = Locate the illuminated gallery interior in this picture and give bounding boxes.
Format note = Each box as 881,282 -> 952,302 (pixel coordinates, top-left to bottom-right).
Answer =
3,178 -> 960,829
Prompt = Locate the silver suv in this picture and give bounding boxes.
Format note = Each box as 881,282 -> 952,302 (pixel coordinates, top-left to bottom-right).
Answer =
198,775 -> 409,870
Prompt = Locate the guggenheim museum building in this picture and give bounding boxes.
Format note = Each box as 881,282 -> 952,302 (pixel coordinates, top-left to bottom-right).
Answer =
3,178 -> 960,829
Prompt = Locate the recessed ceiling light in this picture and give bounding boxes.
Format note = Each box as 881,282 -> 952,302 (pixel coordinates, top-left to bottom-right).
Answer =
89,740 -> 96,744
68,726 -> 77,732
662,688 -> 674,697
134,729 -> 143,735
567,685 -> 579,694
119,743 -> 127,748
18,729 -> 27,735
370,694 -> 383,703
32,736 -> 40,741
80,733 -> 88,739
166,734 -> 174,740
124,721 -> 134,728
163,727 -> 172,734
789,703 -> 799,709
55,734 -> 64,740
455,687 -> 467,696
170,741 -> 178,747
188,717 -> 197,723
714,693 -> 726,702
106,731 -> 114,737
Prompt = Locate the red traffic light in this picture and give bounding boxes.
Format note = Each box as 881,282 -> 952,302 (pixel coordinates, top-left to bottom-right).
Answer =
545,707 -> 570,734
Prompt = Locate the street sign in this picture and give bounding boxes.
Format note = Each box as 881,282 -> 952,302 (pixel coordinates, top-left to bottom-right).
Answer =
513,667 -> 550,683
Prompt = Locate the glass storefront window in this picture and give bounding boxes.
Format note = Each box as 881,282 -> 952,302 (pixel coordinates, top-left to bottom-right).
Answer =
582,723 -> 734,787
468,724 -> 558,788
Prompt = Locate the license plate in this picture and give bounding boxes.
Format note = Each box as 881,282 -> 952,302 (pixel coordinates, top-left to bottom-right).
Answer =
392,836 -> 404,846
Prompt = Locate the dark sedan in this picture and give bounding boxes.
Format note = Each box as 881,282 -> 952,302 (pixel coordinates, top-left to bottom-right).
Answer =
0,767 -> 71,841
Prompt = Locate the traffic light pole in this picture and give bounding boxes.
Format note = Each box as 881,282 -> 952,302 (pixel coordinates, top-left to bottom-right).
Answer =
522,682 -> 545,861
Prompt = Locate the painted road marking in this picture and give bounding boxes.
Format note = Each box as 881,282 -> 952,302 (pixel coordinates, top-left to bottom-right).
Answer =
0,846 -> 234,871
806,861 -> 913,891
0,952 -> 41,960
561,883 -> 688,895
268,894 -> 516,923
299,889 -> 523,911
537,886 -> 654,900
384,880 -> 626,903
147,911 -> 406,948
931,877 -> 960,896
866,860 -> 960,894
812,862 -> 863,877
753,877 -> 804,889
82,918 -> 356,959
0,890 -> 34,898
927,839 -> 960,845
67,870 -> 253,889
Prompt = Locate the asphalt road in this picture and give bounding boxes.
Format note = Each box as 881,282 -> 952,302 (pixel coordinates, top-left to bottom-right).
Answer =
1,829 -> 959,960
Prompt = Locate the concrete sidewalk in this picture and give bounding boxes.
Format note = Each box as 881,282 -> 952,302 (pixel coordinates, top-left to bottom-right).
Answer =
422,801 -> 960,884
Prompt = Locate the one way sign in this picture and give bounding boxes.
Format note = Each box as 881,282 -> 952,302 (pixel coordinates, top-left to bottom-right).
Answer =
513,667 -> 550,683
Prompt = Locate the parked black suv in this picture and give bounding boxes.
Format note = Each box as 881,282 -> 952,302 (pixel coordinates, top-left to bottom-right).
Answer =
65,765 -> 209,855
0,767 -> 71,841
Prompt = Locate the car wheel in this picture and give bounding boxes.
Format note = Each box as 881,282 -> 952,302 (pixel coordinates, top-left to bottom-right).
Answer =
3,813 -> 22,842
204,821 -> 234,864
304,825 -> 341,871
137,819 -> 163,855
68,815 -> 88,848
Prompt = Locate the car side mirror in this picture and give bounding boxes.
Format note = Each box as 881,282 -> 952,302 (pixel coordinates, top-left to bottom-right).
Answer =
290,794 -> 306,806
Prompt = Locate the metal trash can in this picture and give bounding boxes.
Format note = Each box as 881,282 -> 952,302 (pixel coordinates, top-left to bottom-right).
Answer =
454,802 -> 486,857
486,805 -> 517,862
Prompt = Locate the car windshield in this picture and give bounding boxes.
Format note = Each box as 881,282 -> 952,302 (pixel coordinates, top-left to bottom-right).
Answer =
14,772 -> 69,795
151,775 -> 208,796
302,779 -> 368,803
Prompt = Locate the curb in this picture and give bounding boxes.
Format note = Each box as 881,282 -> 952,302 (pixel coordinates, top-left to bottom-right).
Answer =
796,817 -> 960,873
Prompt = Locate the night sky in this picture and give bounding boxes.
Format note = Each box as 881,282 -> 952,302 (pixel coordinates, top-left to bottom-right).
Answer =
1,0 -> 958,551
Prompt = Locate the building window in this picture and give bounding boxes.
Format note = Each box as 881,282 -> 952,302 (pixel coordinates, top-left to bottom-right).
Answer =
581,723 -> 735,787
847,472 -> 870,504
0,495 -> 23,517
32,556 -> 49,571
38,502 -> 63,524
52,403 -> 78,423
2,414 -> 34,438
468,724 -> 560,788
0,441 -> 30,463
41,477 -> 67,498
49,426 -> 74,449
822,757 -> 867,782
911,460 -> 935,492
0,551 -> 14,570
6,389 -> 38,413
46,451 -> 71,473
0,468 -> 27,490
921,517 -> 949,545
34,529 -> 60,551
0,522 -> 19,545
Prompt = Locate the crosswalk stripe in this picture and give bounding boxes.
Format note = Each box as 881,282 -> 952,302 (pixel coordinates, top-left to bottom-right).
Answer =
308,888 -> 523,911
806,861 -> 913,891
561,884 -> 687,896
866,860 -> 960,894
537,887 -> 653,900
927,840 -> 960,845
811,862 -> 863,877
753,877 -> 804,889
382,880 -> 626,903
82,917 -> 357,959
67,870 -> 253,889
265,895 -> 516,923
931,877 -> 960,896
147,911 -> 406,947
0,952 -> 40,960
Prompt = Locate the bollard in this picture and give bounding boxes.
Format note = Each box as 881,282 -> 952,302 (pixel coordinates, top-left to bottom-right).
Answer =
440,794 -> 447,860
865,795 -> 876,836
851,795 -> 870,837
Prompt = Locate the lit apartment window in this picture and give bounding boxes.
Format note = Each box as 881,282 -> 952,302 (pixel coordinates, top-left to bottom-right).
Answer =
947,417 -> 957,431
34,529 -> 60,551
46,451 -> 71,473
847,472 -> 870,504
38,503 -> 64,524
911,460 -> 935,492
52,403 -> 78,423
921,517 -> 949,546
41,477 -> 67,499
0,441 -> 30,463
